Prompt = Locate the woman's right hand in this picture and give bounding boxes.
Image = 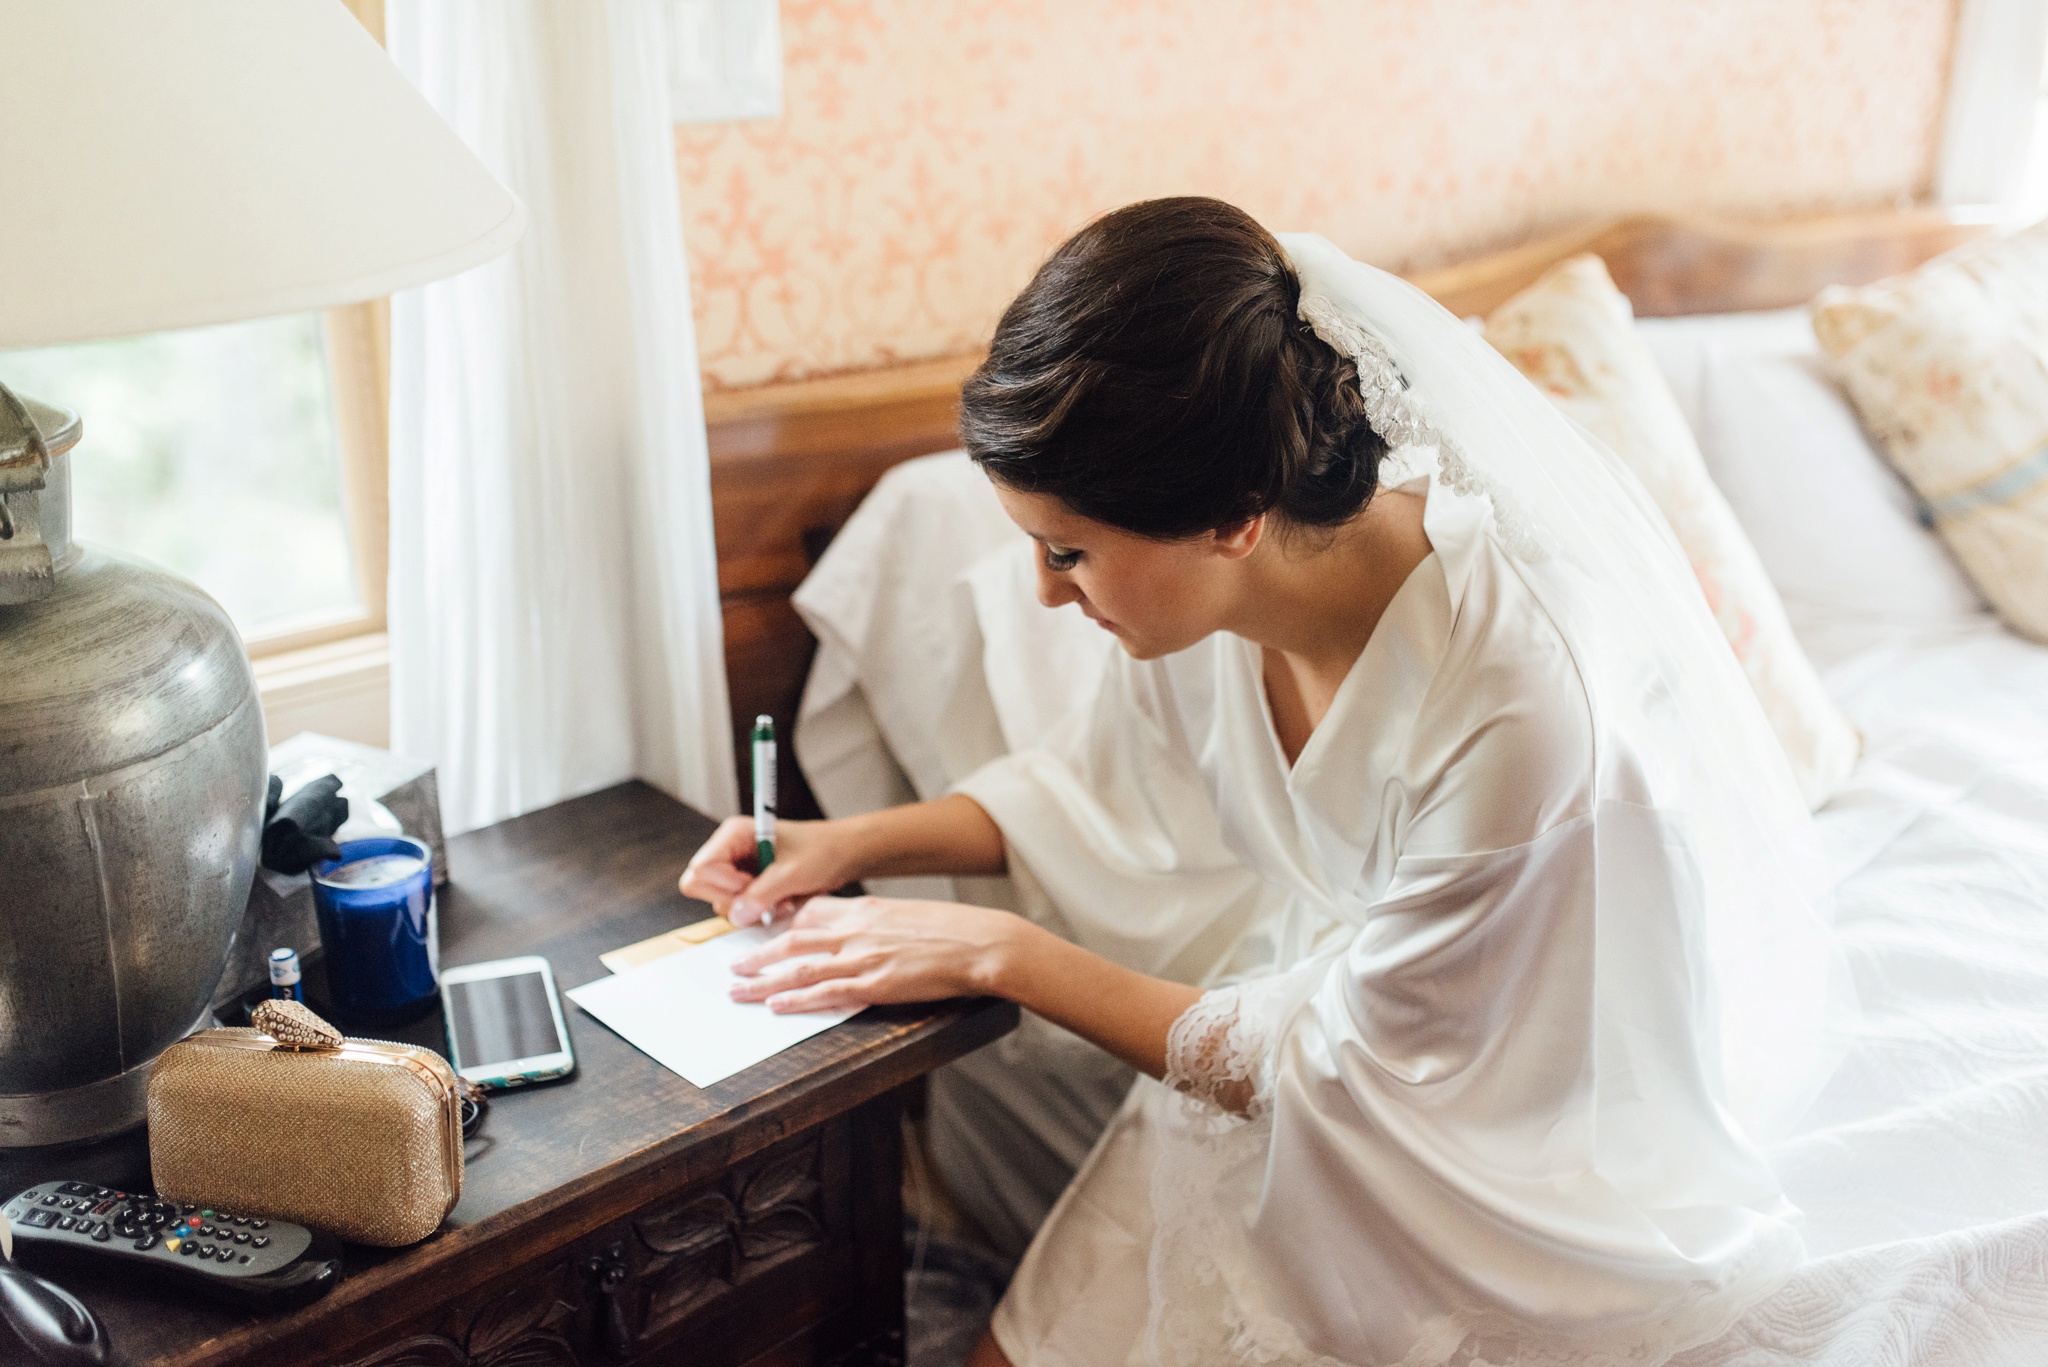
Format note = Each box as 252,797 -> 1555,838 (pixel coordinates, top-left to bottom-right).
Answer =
678,816 -> 863,926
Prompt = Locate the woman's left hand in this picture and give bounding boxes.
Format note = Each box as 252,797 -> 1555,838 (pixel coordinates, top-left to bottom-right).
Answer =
727,895 -> 1028,1013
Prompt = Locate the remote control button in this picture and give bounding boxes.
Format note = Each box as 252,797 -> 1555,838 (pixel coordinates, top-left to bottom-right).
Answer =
56,1182 -> 93,1197
175,1240 -> 195,1256
233,1231 -> 250,1244
251,1235 -> 269,1248
197,1223 -> 212,1236
91,1200 -> 114,1215
198,1244 -> 216,1260
21,1210 -> 56,1229
200,1209 -> 215,1219
180,1204 -> 196,1214
134,1234 -> 159,1251
39,1196 -> 59,1207
91,1225 -> 110,1242
55,1216 -> 75,1231
231,1215 -> 248,1226
239,1254 -> 251,1265
250,1219 -> 267,1229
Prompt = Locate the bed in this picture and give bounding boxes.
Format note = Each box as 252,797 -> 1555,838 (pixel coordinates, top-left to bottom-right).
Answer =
704,208 -> 2048,1365
702,208 -> 1983,817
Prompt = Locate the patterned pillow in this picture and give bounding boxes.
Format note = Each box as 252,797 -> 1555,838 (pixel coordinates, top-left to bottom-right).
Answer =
1484,255 -> 1860,809
1811,224 -> 2048,644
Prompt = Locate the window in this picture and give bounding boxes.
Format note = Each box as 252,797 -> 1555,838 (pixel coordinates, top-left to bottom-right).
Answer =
0,306 -> 387,654
0,0 -> 396,747
2016,25 -> 2048,227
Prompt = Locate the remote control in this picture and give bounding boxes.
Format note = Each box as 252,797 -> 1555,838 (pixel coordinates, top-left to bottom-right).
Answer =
3,1182 -> 341,1309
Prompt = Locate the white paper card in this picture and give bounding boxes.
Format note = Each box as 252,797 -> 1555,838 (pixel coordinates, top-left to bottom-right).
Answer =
566,926 -> 856,1087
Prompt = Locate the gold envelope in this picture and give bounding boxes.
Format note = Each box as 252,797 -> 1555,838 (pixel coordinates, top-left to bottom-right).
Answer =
598,915 -> 737,973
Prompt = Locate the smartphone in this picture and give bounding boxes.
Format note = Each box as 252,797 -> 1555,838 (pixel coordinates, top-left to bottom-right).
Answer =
439,955 -> 577,1090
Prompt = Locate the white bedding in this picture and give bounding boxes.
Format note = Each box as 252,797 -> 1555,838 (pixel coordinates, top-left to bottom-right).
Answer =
1679,624 -> 2048,1364
792,314 -> 2048,1361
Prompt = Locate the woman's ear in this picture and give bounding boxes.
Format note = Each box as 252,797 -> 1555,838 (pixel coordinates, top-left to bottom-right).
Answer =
1212,514 -> 1264,561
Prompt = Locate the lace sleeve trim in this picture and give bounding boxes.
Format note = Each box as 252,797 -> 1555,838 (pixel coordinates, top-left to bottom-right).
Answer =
1163,986 -> 1273,1120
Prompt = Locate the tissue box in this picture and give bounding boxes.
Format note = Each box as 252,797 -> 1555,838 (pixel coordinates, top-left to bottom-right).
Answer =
212,733 -> 445,1013
268,732 -> 446,881
212,867 -> 322,1015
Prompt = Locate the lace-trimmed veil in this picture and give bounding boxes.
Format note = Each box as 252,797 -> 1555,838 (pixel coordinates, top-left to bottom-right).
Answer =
1138,238 -> 1852,1367
1278,234 -> 1843,1138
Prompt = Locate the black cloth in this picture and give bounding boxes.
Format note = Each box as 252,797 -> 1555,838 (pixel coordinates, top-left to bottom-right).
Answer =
260,773 -> 350,875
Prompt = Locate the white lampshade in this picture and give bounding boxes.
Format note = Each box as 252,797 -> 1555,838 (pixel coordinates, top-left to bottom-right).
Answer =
0,0 -> 524,349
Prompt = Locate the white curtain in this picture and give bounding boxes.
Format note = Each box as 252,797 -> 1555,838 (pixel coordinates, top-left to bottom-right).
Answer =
1937,0 -> 2048,214
386,0 -> 737,833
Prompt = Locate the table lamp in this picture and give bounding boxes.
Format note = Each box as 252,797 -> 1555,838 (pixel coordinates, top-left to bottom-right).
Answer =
0,0 -> 522,1148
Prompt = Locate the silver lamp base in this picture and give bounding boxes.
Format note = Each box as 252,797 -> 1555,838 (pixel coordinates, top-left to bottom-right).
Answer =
0,1057 -> 159,1150
0,386 -> 266,1150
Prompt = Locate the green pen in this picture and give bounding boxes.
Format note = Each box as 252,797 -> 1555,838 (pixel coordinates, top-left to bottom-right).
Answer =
751,714 -> 777,870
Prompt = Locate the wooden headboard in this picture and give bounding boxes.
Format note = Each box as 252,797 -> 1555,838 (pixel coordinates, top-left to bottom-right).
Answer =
705,206 -> 1987,816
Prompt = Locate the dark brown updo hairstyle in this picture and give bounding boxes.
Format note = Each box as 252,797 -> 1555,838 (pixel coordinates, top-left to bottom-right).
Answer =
961,197 -> 1385,540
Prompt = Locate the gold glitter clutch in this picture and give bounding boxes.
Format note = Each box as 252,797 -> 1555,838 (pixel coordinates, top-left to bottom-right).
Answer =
146,1000 -> 463,1247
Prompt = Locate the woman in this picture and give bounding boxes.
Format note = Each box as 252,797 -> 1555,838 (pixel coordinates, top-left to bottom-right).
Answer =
681,199 -> 1843,1367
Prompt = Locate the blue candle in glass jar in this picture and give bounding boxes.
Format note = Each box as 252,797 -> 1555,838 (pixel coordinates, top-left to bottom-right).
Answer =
311,836 -> 438,1018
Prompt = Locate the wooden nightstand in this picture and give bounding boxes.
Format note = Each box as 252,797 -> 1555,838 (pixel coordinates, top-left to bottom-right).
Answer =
3,781 -> 1016,1366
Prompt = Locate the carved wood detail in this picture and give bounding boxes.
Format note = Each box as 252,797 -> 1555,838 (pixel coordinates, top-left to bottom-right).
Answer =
343,1259 -> 581,1366
607,1134 -> 828,1353
339,1135 -> 830,1367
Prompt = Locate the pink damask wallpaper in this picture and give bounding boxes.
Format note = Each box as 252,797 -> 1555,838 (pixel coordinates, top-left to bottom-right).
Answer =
674,0 -> 1958,390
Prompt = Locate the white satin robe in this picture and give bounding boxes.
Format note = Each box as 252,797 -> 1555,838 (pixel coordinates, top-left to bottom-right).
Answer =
956,473 -> 1807,1367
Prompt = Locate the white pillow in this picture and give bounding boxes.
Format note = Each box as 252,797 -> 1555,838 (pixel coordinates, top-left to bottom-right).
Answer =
1484,259 -> 1861,807
1636,309 -> 1990,670
790,450 -> 1027,805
